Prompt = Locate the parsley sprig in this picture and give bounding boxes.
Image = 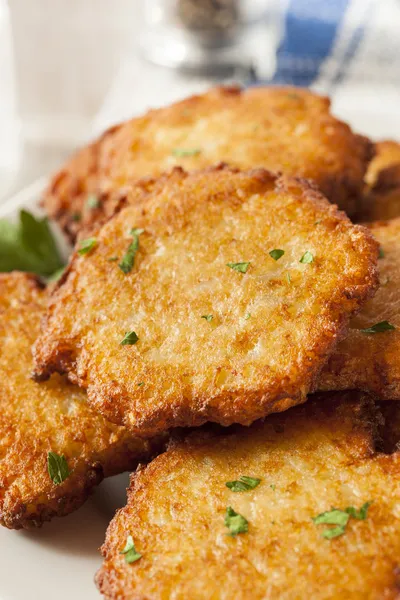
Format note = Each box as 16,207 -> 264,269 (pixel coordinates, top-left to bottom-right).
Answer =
0,209 -> 64,277
224,506 -> 249,536
47,452 -> 70,485
360,321 -> 395,334
226,476 -> 261,492
227,262 -> 250,274
120,535 -> 142,564
119,228 -> 144,274
313,501 -> 372,539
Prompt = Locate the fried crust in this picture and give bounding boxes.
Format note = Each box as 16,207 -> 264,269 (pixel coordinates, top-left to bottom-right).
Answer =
361,140 -> 400,222
42,86 -> 373,241
34,166 -> 378,436
319,217 -> 400,399
97,391 -> 400,600
0,272 -> 161,530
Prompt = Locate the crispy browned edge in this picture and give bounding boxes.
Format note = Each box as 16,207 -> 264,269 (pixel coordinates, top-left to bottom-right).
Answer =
42,86 -> 375,242
96,392 -> 400,600
34,166 -> 379,436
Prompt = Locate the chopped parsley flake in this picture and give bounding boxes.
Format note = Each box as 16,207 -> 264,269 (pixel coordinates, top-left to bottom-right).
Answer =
201,315 -> 213,322
269,249 -> 285,261
227,262 -> 250,274
286,272 -> 291,284
270,484 -> 276,491
71,212 -> 81,222
120,535 -> 142,564
360,321 -> 395,334
245,313 -> 251,320
224,506 -> 249,536
137,382 -> 144,387
172,148 -> 201,157
47,452 -> 70,485
313,501 -> 372,539
378,247 -> 385,259
226,476 -> 261,492
86,194 -> 99,209
299,251 -> 314,264
119,228 -> 144,274
121,331 -> 139,345
78,237 -> 97,255
107,256 -> 118,262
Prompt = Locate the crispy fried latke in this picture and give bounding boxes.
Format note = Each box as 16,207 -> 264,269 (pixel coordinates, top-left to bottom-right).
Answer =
319,217 -> 400,399
33,166 -> 378,436
42,86 -> 373,241
361,140 -> 400,222
97,391 -> 400,600
0,272 -> 160,530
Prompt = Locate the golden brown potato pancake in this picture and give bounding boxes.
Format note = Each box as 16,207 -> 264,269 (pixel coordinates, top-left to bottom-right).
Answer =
97,391 -> 400,600
0,272 -> 159,530
362,140 -> 400,222
42,86 -> 373,241
34,166 -> 378,436
319,217 -> 400,399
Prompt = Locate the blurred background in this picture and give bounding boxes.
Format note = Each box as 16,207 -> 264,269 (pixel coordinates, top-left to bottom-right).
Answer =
1,0 -> 399,202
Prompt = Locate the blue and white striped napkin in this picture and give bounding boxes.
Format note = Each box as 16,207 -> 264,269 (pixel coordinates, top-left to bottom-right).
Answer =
94,0 -> 400,140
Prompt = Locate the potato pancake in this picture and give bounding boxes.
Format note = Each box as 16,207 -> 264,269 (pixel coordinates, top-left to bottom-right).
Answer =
0,272 -> 159,529
319,217 -> 400,399
361,140 -> 400,222
34,166 -> 378,436
97,391 -> 400,600
42,86 -> 373,241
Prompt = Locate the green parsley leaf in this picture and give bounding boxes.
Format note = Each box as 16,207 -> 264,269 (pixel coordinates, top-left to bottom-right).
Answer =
312,508 -> 349,539
245,312 -> 251,320
121,331 -> 139,345
345,501 -> 372,520
86,194 -> 100,209
378,247 -> 385,259
47,451 -> 70,485
322,525 -> 346,539
269,249 -> 285,261
360,321 -> 395,334
314,220 -> 322,226
172,148 -> 201,157
119,228 -> 144,274
270,484 -> 276,491
224,506 -> 249,536
78,237 -> 97,255
226,476 -> 261,492
0,210 -> 64,277
120,535 -> 142,564
312,509 -> 350,527
137,382 -> 144,387
286,272 -> 291,284
71,212 -> 81,222
201,315 -> 213,322
299,251 -> 314,264
227,262 -> 250,274
313,502 -> 372,539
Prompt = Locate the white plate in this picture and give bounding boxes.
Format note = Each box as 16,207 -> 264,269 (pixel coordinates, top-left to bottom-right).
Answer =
0,178 -> 130,600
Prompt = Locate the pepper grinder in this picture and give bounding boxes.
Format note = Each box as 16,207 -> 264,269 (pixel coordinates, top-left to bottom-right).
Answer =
138,0 -> 269,74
